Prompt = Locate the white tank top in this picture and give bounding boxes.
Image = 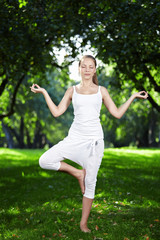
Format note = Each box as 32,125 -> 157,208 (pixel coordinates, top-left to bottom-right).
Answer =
68,85 -> 104,139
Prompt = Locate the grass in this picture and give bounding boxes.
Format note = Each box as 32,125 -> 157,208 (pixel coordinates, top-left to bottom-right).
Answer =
0,147 -> 160,240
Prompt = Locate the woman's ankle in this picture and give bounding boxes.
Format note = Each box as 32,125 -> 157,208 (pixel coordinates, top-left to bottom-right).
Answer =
80,221 -> 91,232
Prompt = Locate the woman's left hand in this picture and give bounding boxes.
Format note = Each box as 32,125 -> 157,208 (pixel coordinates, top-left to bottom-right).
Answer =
133,91 -> 148,99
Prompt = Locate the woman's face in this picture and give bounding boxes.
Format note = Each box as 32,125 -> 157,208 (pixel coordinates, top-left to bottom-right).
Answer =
79,58 -> 96,81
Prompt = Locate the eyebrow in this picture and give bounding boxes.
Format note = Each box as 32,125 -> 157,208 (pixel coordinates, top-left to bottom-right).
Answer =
81,64 -> 94,66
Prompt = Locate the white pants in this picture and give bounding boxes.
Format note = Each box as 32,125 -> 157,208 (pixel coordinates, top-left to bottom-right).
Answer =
39,136 -> 104,199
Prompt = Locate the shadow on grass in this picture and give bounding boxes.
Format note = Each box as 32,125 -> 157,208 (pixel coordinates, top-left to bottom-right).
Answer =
97,150 -> 160,204
0,148 -> 160,239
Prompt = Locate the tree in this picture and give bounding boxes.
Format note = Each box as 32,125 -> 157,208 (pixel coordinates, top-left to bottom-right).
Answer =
81,0 -> 160,111
98,66 -> 160,147
1,0 -> 159,120
0,0 -> 159,148
1,67 -> 74,148
0,0 -> 81,119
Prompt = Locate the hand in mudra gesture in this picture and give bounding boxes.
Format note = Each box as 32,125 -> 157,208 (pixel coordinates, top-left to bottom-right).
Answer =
133,91 -> 148,99
30,84 -> 45,94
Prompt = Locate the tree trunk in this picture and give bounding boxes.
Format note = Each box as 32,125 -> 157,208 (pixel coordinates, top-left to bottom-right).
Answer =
26,128 -> 32,148
19,117 -> 25,148
148,108 -> 157,147
2,121 -> 14,148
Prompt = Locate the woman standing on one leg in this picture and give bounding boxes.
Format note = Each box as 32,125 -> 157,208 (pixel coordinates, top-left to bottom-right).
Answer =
30,55 -> 148,232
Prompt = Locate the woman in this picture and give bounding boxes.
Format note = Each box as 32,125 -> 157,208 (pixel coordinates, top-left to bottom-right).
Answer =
30,55 -> 148,232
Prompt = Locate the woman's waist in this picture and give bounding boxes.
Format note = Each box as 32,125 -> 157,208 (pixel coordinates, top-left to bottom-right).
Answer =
73,116 -> 101,124
68,122 -> 103,138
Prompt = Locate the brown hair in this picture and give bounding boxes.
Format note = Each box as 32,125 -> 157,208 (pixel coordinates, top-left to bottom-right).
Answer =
79,55 -> 99,85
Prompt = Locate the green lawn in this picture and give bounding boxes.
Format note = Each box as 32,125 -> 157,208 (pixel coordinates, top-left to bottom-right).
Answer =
0,147 -> 160,240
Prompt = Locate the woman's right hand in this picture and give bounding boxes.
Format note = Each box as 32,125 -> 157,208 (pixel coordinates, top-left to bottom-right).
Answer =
30,84 -> 45,94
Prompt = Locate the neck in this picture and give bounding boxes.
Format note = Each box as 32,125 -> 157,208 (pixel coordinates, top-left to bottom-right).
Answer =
80,80 -> 93,87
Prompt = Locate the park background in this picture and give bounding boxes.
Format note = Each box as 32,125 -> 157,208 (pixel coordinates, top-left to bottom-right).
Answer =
0,0 -> 160,149
0,0 -> 160,240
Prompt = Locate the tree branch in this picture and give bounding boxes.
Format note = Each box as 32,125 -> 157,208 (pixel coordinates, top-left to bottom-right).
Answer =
0,76 -> 8,96
143,64 -> 160,92
126,68 -> 160,112
0,69 -> 5,77
135,51 -> 160,92
147,93 -> 160,112
0,74 -> 25,119
51,60 -> 74,69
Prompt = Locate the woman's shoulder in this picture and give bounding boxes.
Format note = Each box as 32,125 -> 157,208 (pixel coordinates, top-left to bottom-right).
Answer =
67,86 -> 74,92
65,86 -> 74,99
100,86 -> 108,93
99,86 -> 109,99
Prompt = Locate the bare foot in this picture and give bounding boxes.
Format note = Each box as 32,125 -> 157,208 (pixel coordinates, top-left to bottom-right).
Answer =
77,169 -> 86,195
80,222 -> 91,233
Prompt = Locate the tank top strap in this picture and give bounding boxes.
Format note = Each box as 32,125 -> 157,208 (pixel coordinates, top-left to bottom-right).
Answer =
73,85 -> 76,93
98,85 -> 101,92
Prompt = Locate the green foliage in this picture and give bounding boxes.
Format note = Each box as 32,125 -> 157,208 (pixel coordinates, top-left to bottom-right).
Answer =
99,65 -> 160,147
0,0 -> 160,148
0,0 -> 80,118
1,68 -> 74,148
0,147 -> 160,239
88,0 -> 160,111
1,0 -> 160,119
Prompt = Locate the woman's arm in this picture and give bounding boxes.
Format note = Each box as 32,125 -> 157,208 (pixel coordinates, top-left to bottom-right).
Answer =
101,86 -> 148,119
30,84 -> 73,117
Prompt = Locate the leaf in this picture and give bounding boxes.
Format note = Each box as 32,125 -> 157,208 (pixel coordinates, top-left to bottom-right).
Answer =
143,235 -> 149,240
113,222 -> 117,225
25,218 -> 30,224
154,219 -> 159,222
43,202 -> 50,206
95,225 -> 99,230
57,217 -> 62,223
120,202 -> 125,206
94,204 -> 101,208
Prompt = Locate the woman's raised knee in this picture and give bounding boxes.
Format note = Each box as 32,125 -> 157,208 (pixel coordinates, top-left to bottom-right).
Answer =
39,153 -> 61,171
39,154 -> 46,169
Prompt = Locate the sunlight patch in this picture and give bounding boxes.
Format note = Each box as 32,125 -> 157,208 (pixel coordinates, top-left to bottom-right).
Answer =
7,207 -> 20,215
39,171 -> 52,178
